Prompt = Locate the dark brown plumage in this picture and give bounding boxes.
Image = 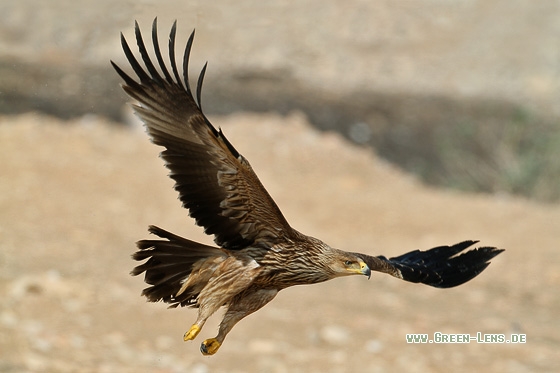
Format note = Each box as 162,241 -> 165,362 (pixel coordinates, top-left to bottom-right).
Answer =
112,19 -> 504,355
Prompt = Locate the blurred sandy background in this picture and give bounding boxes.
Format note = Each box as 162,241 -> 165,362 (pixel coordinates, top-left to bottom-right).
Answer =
1,1 -> 559,372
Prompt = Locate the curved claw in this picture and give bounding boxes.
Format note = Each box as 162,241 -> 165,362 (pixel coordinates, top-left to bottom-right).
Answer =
200,338 -> 221,355
184,324 -> 201,341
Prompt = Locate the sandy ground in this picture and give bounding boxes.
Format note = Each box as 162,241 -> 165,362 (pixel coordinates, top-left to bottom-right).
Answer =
1,1 -> 559,372
0,112 -> 558,372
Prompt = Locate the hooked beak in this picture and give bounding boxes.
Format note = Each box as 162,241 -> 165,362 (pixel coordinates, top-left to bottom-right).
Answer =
359,260 -> 371,279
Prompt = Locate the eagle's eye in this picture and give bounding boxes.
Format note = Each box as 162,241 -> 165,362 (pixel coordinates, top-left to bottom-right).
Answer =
344,260 -> 353,266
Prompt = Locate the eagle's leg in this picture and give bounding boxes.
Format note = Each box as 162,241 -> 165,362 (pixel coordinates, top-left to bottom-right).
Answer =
183,301 -> 220,342
185,255 -> 264,346
183,296 -> 221,341
200,288 -> 278,355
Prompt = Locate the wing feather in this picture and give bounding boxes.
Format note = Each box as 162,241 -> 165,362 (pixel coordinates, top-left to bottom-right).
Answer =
112,19 -> 295,250
354,241 -> 504,288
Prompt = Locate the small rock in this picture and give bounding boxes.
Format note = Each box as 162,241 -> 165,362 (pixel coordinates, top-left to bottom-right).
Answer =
320,325 -> 350,345
0,310 -> 18,328
365,339 -> 383,353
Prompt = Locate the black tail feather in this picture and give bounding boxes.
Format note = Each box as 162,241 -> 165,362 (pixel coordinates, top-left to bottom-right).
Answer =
132,225 -> 224,306
382,241 -> 504,288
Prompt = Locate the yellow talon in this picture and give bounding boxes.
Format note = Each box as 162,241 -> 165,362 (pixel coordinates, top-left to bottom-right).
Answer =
183,324 -> 201,341
200,338 -> 221,355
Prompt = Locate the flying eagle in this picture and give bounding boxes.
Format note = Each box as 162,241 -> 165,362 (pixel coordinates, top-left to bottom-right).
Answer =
112,19 -> 504,356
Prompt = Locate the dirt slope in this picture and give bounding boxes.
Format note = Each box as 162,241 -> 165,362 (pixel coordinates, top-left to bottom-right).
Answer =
0,112 -> 558,372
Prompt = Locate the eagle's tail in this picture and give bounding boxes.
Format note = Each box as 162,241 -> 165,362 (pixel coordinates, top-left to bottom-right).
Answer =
132,225 -> 225,307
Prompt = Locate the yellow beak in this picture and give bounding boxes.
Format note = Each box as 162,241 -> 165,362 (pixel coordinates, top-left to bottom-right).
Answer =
359,260 -> 371,279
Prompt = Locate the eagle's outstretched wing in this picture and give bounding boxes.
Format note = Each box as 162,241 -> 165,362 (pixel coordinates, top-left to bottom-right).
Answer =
354,241 -> 504,288
111,19 -> 295,250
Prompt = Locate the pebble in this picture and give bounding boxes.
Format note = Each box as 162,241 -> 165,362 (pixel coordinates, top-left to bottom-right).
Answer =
319,325 -> 350,345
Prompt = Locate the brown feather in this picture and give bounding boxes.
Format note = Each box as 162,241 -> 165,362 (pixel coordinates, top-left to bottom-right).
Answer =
133,225 -> 226,307
112,19 -> 294,250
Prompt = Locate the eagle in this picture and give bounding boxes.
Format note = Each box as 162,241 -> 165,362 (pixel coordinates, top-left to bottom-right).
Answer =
112,19 -> 504,356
